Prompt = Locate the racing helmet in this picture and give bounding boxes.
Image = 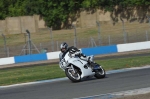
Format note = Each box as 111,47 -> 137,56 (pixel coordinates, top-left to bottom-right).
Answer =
60,42 -> 68,53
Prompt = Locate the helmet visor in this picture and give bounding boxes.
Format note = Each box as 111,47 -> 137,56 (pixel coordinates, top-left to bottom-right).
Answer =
61,48 -> 66,52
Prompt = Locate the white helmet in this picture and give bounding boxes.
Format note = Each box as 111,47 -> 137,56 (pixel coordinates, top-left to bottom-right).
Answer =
60,42 -> 68,52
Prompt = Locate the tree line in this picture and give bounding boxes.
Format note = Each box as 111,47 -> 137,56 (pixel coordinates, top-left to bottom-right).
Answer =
0,0 -> 149,29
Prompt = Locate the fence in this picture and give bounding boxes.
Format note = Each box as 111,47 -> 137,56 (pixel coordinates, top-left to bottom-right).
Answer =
0,21 -> 150,58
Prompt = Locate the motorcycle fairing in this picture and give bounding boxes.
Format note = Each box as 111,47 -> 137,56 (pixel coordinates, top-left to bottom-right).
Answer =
67,57 -> 95,78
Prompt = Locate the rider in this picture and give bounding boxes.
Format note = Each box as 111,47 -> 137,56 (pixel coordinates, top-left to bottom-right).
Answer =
59,42 -> 93,69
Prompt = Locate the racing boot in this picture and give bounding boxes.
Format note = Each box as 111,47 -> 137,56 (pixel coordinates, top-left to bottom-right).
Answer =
86,56 -> 96,71
87,55 -> 94,63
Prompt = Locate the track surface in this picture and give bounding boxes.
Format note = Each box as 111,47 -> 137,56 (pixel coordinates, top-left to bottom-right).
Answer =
0,68 -> 150,99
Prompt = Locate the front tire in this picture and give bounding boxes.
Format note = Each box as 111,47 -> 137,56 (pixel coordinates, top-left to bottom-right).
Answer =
65,68 -> 81,82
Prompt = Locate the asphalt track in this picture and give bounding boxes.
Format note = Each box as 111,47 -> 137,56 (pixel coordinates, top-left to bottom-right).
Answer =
0,67 -> 150,99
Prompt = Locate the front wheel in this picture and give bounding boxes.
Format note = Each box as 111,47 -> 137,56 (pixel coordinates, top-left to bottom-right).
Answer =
94,66 -> 106,79
65,68 -> 81,82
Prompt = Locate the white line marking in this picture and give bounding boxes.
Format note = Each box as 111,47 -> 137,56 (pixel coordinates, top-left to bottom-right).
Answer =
0,77 -> 68,88
75,87 -> 150,99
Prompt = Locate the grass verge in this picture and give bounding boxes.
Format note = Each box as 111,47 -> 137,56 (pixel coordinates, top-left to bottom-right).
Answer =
0,55 -> 150,86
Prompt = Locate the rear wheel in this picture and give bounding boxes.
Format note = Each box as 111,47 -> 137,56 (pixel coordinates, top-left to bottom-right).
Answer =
65,67 -> 81,82
94,65 -> 106,79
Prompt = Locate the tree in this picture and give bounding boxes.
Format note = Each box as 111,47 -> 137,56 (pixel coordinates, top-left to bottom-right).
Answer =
0,0 -> 149,28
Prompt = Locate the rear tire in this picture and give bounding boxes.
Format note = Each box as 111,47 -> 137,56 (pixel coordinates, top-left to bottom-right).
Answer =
94,66 -> 106,79
65,68 -> 81,82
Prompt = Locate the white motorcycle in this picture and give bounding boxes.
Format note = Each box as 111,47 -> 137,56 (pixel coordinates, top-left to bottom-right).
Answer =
60,50 -> 106,82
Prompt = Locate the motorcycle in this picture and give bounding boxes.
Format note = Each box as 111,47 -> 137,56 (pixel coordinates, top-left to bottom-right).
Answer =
60,50 -> 106,82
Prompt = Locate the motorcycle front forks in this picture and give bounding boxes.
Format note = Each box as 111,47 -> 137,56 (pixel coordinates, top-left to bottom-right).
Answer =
67,65 -> 76,74
71,65 -> 76,73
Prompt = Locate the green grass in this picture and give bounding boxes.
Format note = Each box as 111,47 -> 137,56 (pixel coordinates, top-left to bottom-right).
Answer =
0,55 -> 150,86
96,56 -> 150,70
0,65 -> 65,86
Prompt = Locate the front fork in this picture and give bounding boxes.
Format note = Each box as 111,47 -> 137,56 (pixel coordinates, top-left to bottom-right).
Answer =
67,65 -> 76,74
71,65 -> 76,73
